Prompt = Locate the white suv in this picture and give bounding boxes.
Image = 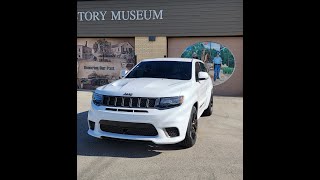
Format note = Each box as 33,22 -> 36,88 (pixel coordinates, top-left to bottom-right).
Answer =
87,58 -> 213,148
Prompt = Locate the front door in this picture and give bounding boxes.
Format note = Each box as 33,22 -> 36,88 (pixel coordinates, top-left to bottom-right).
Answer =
199,62 -> 211,109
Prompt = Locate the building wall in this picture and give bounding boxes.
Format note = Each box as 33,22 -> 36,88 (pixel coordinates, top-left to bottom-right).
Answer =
77,1 -> 243,96
168,37 -> 243,96
135,37 -> 167,62
77,0 -> 243,37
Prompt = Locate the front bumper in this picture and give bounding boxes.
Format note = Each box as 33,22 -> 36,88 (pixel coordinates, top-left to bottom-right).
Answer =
87,101 -> 192,144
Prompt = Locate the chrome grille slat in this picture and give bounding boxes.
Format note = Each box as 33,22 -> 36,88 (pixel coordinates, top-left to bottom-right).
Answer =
137,98 -> 141,107
121,97 -> 124,106
116,97 -> 122,106
124,97 -> 130,107
132,97 -> 138,107
129,98 -> 132,107
106,96 -> 110,105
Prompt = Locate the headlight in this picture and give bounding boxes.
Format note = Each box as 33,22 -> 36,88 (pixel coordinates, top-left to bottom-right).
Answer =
156,96 -> 184,109
92,92 -> 103,106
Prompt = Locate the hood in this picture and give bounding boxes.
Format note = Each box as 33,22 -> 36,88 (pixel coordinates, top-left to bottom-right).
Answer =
95,78 -> 191,97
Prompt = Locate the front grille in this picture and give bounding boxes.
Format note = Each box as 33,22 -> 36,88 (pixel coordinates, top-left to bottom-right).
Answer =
124,98 -> 130,107
116,97 -> 122,106
100,120 -> 158,136
148,99 -> 156,107
140,98 -> 147,107
103,96 -> 157,108
132,97 -> 138,107
109,96 -> 115,106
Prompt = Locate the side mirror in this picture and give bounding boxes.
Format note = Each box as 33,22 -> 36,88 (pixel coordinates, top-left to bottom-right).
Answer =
198,72 -> 209,81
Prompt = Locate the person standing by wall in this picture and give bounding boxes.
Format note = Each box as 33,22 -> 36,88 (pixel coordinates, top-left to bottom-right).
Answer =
192,51 -> 198,59
212,52 -> 222,81
119,62 -> 128,79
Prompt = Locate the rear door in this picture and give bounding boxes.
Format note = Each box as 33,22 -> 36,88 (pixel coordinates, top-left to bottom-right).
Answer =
199,62 -> 211,108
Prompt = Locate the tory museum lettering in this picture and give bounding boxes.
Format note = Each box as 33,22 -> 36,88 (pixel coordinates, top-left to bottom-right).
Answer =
77,10 -> 163,21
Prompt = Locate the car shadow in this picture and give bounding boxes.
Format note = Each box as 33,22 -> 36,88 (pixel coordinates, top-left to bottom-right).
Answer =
77,111 -> 184,158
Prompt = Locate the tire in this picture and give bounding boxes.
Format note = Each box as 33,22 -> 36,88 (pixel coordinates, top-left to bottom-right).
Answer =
181,106 -> 198,148
202,92 -> 213,116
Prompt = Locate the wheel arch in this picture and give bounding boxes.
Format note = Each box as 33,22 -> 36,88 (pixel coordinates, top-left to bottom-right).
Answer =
193,101 -> 198,117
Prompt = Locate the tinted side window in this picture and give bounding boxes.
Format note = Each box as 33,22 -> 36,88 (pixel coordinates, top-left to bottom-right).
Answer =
199,62 -> 207,72
195,62 -> 200,81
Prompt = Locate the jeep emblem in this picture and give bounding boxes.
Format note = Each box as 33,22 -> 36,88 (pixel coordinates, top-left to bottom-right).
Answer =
123,93 -> 133,96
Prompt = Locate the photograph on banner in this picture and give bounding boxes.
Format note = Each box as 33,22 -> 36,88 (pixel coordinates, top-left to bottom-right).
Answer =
181,41 -> 235,86
77,38 -> 136,89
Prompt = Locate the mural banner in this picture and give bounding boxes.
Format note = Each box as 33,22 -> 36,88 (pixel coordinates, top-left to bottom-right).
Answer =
181,41 -> 235,86
77,38 -> 135,89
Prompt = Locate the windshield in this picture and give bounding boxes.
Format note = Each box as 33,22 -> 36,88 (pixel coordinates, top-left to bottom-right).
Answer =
125,61 -> 192,80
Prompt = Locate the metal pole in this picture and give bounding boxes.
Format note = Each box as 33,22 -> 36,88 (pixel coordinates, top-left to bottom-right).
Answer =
210,42 -> 211,59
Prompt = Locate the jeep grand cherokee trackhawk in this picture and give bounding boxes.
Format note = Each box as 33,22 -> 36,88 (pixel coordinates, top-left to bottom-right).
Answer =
87,58 -> 213,148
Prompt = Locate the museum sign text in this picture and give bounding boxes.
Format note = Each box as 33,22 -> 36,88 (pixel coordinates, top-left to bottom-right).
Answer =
77,10 -> 164,21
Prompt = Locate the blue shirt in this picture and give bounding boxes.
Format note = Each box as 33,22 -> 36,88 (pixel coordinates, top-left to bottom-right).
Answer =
213,57 -> 222,64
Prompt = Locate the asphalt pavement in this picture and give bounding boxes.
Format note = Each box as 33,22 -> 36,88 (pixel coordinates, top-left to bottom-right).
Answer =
77,91 -> 243,180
